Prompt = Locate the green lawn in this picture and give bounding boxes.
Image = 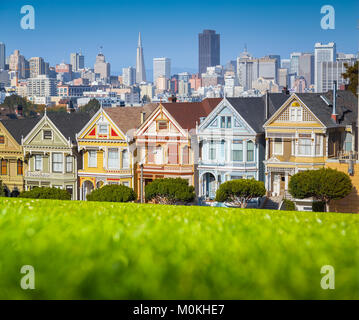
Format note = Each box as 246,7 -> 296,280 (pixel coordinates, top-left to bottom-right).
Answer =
0,198 -> 358,299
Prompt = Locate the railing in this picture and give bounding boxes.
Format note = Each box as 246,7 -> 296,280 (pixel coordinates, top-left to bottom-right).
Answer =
25,171 -> 51,178
337,151 -> 358,161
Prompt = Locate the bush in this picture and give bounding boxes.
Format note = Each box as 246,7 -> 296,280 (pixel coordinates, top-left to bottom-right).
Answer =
289,168 -> 353,212
215,179 -> 266,208
20,187 -> 71,200
145,178 -> 195,205
0,181 -> 5,197
283,199 -> 296,211
87,184 -> 137,202
312,201 -> 326,212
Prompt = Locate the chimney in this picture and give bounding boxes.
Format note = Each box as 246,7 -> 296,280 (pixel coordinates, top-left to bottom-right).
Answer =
265,90 -> 269,120
331,80 -> 338,122
141,112 -> 146,124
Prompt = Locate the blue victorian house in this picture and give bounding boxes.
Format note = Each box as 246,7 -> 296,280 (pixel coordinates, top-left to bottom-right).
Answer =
196,94 -> 288,199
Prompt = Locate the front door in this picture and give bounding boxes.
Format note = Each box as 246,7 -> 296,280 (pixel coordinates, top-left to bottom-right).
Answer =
273,174 -> 281,196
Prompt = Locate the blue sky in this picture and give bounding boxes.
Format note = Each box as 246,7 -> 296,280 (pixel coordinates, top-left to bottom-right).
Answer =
0,0 -> 358,75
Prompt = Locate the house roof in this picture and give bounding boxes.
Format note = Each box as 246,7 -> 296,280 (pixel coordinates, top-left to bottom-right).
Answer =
46,112 -> 91,143
105,104 -> 158,135
296,91 -> 358,128
1,117 -> 40,144
227,93 -> 290,133
161,98 -> 222,130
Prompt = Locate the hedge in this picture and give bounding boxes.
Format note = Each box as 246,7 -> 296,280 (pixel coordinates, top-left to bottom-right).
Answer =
20,187 -> 71,200
87,184 -> 137,202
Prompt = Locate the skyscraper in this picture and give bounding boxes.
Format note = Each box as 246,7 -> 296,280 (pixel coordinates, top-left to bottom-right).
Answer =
298,53 -> 314,86
29,57 -> 45,78
136,32 -> 146,83
153,57 -> 171,83
122,66 -> 136,86
94,51 -> 110,80
314,42 -> 336,92
0,43 -> 5,70
290,52 -> 302,75
70,52 -> 85,72
198,30 -> 220,75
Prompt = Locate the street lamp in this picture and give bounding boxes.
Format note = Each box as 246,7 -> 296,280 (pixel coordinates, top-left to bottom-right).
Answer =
139,149 -> 157,204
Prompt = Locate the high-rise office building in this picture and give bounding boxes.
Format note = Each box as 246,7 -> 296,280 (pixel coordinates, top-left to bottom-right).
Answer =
70,52 -> 85,72
314,42 -> 336,92
94,52 -> 110,80
153,57 -> 171,83
122,66 -> 136,86
136,32 -> 146,83
318,61 -> 352,92
29,57 -> 45,78
198,30 -> 220,75
290,52 -> 302,75
0,42 -> 5,70
27,75 -> 57,97
298,53 -> 314,86
9,50 -> 27,79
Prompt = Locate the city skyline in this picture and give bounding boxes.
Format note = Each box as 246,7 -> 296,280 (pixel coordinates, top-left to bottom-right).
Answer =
0,0 -> 358,73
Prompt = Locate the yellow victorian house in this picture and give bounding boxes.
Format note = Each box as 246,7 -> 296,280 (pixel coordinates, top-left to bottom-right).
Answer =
263,90 -> 357,210
0,118 -> 39,195
76,105 -> 156,200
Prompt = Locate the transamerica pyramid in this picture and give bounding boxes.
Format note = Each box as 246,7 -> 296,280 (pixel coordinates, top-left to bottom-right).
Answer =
136,32 -> 146,83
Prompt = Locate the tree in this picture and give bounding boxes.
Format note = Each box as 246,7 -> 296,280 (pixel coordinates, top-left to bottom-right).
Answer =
80,99 -> 101,115
289,168 -> 352,212
145,178 -> 195,205
342,61 -> 358,97
87,184 -> 137,202
215,179 -> 266,208
0,94 -> 43,117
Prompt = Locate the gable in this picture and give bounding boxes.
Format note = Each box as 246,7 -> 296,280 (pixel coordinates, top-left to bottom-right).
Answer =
0,123 -> 21,152
199,101 -> 254,135
136,105 -> 186,137
267,96 -> 323,128
78,110 -> 126,141
24,118 -> 69,147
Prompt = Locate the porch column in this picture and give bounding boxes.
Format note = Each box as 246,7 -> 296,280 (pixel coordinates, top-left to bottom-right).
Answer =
265,138 -> 269,160
285,172 -> 289,190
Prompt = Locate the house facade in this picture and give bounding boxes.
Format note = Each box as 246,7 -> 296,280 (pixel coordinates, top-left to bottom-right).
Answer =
196,94 -> 288,199
263,90 -> 357,210
22,112 -> 90,200
76,105 -> 156,200
134,99 -> 221,198
0,118 -> 38,195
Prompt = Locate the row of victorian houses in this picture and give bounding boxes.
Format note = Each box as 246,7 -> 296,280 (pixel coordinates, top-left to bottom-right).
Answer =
0,89 -> 358,212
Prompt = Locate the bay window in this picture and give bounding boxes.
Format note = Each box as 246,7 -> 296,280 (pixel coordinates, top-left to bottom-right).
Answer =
52,153 -> 63,172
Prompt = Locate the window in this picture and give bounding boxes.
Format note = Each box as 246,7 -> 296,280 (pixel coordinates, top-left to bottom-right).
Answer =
34,155 -> 42,171
88,150 -> 97,167
231,176 -> 243,180
17,159 -> 23,175
220,116 -> 232,128
289,107 -> 303,122
43,130 -> 52,140
98,124 -> 108,135
158,121 -> 168,131
247,141 -> 254,162
232,140 -> 243,161
182,146 -> 189,164
168,144 -> 178,164
52,153 -> 63,172
298,138 -> 312,156
108,149 -> 119,169
0,136 -> 4,144
66,186 -> 73,197
209,141 -> 216,160
122,150 -> 129,168
66,156 -> 73,173
273,138 -> 283,155
315,135 -> 323,155
122,181 -> 130,187
344,132 -> 353,152
1,159 -> 7,175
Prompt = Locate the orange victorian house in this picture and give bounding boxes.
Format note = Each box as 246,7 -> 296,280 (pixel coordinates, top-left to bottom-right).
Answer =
134,99 -> 221,200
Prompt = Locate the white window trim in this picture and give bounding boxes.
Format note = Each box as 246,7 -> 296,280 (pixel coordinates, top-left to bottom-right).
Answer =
246,140 -> 255,163
98,123 -> 109,135
108,148 -> 120,169
88,150 -> 97,168
297,138 -> 312,157
34,154 -> 43,171
272,138 -> 283,156
66,156 -> 73,173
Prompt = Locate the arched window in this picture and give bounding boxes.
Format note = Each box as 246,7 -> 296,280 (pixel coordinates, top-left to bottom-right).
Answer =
122,149 -> 129,168
247,141 -> 254,162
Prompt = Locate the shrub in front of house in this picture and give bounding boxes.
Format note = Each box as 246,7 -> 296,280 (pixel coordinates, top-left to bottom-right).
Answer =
215,179 -> 266,208
283,199 -> 296,211
86,184 -> 137,202
20,187 -> 71,200
312,201 -> 326,212
145,178 -> 195,205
